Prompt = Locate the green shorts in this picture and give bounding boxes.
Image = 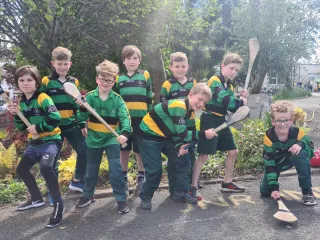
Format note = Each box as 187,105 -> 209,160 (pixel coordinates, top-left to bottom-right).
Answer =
197,113 -> 237,155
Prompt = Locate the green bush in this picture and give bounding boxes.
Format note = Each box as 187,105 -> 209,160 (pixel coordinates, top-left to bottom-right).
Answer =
273,87 -> 311,100
0,179 -> 27,204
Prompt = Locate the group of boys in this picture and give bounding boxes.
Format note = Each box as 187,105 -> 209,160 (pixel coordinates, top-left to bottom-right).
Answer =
8,45 -> 317,229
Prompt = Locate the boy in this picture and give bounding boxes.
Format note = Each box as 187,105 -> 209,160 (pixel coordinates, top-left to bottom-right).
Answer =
114,45 -> 153,194
138,83 -> 217,210
260,100 -> 316,205
191,53 -> 248,199
8,65 -> 64,227
40,47 -> 87,193
75,60 -> 131,214
160,52 -> 202,190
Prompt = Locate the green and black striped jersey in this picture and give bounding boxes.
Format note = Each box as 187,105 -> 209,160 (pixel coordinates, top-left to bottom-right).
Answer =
15,90 -> 61,143
263,126 -> 314,191
139,98 -> 204,148
206,74 -> 243,116
40,71 -> 85,131
77,88 -> 131,148
114,70 -> 153,126
160,76 -> 196,102
160,76 -> 197,132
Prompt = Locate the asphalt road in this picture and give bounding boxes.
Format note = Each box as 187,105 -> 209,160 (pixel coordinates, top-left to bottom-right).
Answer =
1,173 -> 320,240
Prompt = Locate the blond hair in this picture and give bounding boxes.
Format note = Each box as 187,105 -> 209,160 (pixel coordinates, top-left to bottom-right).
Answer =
189,83 -> 212,100
121,45 -> 141,61
270,100 -> 295,119
222,52 -> 243,66
52,47 -> 72,61
170,52 -> 188,65
96,60 -> 119,78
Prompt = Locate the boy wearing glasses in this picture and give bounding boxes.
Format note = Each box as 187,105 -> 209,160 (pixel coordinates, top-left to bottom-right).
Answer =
260,100 -> 317,206
75,60 -> 131,214
114,45 -> 153,194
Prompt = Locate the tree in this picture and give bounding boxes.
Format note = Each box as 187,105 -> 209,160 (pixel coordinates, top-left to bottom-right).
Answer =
230,0 -> 320,93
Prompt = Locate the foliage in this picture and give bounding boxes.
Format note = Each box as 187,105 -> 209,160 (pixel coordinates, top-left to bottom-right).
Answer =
0,143 -> 19,179
272,88 -> 312,101
294,107 -> 307,126
200,152 -> 226,179
232,119 -> 266,175
58,152 -> 77,185
230,0 -> 320,93
0,179 -> 26,204
0,130 -> 7,140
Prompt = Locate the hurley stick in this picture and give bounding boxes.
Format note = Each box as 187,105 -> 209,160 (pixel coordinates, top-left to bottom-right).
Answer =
244,38 -> 260,90
63,82 -> 127,148
273,197 -> 298,223
0,86 -> 39,139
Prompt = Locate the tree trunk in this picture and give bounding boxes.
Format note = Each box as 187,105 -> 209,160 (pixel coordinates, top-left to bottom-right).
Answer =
147,49 -> 167,104
250,67 -> 268,94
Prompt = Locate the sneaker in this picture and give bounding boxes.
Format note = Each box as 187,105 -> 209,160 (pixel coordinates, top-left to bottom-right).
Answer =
198,180 -> 203,189
117,201 -> 129,214
69,180 -> 85,192
302,189 -> 317,206
76,196 -> 96,208
48,192 -> 53,206
190,186 -> 202,201
140,199 -> 152,210
172,191 -> 198,204
136,179 -> 144,195
45,202 -> 65,228
220,182 -> 245,193
16,198 -> 45,211
125,182 -> 129,196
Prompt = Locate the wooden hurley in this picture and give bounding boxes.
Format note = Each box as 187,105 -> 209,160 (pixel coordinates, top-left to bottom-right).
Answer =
244,38 -> 260,90
0,86 -> 39,139
62,82 -> 127,148
184,106 -> 250,150
273,198 -> 298,223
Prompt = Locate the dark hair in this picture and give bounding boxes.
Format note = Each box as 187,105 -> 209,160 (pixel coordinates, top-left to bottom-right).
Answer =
15,65 -> 41,88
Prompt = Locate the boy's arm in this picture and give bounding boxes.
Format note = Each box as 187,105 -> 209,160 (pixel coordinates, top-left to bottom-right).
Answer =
160,81 -> 170,103
35,94 -> 61,133
296,128 -> 314,158
144,71 -> 153,111
76,94 -> 91,123
263,135 -> 279,192
117,100 -> 131,139
209,78 -> 244,113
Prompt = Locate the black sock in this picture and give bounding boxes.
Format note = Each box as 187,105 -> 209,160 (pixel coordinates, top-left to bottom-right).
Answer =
123,171 -> 128,182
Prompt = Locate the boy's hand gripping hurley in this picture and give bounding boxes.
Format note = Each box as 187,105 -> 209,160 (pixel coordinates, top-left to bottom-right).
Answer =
0,86 -> 39,139
273,198 -> 298,223
244,38 -> 260,90
184,106 -> 250,150
63,82 -> 127,148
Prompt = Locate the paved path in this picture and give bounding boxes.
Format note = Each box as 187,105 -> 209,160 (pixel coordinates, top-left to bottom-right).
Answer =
1,173 -> 320,240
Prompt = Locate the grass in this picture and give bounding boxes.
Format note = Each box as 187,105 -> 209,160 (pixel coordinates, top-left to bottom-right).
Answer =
272,87 -> 312,100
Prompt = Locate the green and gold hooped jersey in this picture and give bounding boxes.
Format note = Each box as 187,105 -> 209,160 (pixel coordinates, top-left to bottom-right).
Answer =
263,126 -> 314,191
77,88 -> 131,148
139,99 -> 200,147
40,71 -> 85,131
160,76 -> 196,102
15,90 -> 61,143
114,70 -> 153,126
205,74 -> 243,116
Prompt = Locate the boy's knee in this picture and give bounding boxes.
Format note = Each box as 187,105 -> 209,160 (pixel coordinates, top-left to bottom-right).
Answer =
228,149 -> 238,157
40,153 -> 55,173
197,154 -> 209,164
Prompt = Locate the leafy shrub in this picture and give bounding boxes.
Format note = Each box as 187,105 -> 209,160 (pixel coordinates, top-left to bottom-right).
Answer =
0,143 -> 19,178
273,87 -> 311,100
0,179 -> 26,204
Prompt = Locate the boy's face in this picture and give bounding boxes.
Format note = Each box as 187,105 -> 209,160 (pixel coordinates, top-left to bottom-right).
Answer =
18,74 -> 37,95
272,112 -> 293,135
123,53 -> 140,73
169,61 -> 189,80
188,92 -> 210,111
221,63 -> 241,80
96,74 -> 115,92
51,60 -> 72,76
